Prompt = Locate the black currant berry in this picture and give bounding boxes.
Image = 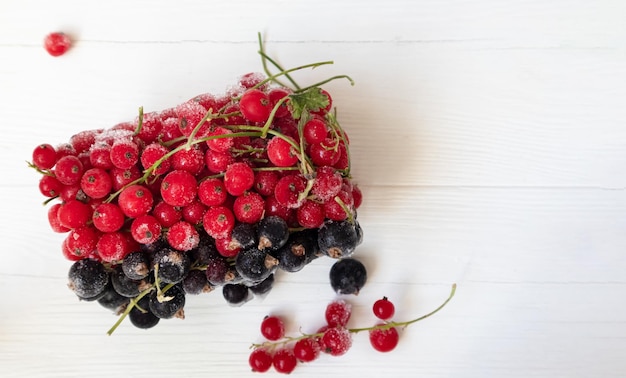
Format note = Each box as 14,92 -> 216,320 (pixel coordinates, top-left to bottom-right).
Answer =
248,273 -> 275,296
231,222 -> 257,250
222,283 -> 250,306
111,266 -> 151,298
274,230 -> 318,273
129,295 -> 160,329
257,216 -> 289,251
190,233 -> 220,266
67,258 -> 110,299
154,248 -> 191,284
183,269 -> 213,295
235,247 -> 278,282
205,255 -> 230,286
122,251 -> 151,280
149,284 -> 186,319
318,220 -> 359,259
329,258 -> 367,295
97,284 -> 130,313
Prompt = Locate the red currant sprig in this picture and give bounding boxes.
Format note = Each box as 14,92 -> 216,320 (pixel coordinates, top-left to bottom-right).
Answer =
249,284 -> 456,373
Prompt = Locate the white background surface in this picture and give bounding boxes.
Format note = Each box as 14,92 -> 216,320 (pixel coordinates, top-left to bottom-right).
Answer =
1,1 -> 625,377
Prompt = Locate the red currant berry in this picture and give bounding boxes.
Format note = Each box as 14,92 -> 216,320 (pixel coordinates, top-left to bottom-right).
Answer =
55,143 -> 76,159
233,192 -> 265,224
198,178 -> 227,207
161,170 -> 197,207
92,203 -> 125,233
32,144 -> 57,169
152,200 -> 182,227
239,89 -> 271,123
54,155 -> 84,185
352,184 -> 363,209
325,299 -> 352,328
309,138 -> 341,167
80,168 -> 113,199
38,175 -> 63,197
260,315 -> 285,341
311,166 -> 343,203
273,117 -> 299,141
293,338 -> 321,363
159,117 -> 184,142
110,166 -> 141,191
268,87 -> 291,118
223,162 -> 255,196
239,72 -> 266,90
248,348 -> 273,373
204,149 -> 235,174
96,231 -> 137,263
206,126 -> 234,153
130,214 -> 162,244
44,32 -> 71,57
61,237 -> 82,261
181,200 -> 206,226
110,139 -> 139,170
166,220 -> 200,251
176,101 -> 210,138
264,196 -> 292,221
253,170 -> 279,197
373,297 -> 395,321
171,144 -> 205,175
272,348 -> 297,374
134,112 -> 163,144
333,141 -> 349,170
65,226 -> 99,259
140,143 -> 170,175
202,206 -> 235,239
70,130 -> 99,154
58,199 -> 92,229
267,137 -> 299,167
324,190 -> 354,221
274,174 -> 307,209
369,326 -> 400,353
214,236 -> 241,258
303,118 -> 328,145
48,203 -> 70,233
296,200 -> 325,228
118,184 -> 154,218
320,327 -> 352,356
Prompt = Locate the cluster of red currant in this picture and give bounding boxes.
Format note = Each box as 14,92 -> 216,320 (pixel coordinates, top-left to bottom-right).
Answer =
249,284 -> 456,374
29,36 -> 365,333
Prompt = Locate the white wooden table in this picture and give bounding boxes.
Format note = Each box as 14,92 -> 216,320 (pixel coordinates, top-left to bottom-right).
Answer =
1,1 -> 625,377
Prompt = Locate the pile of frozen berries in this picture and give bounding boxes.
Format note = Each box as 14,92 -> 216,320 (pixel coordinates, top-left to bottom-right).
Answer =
249,285 -> 456,373
29,38 -> 367,334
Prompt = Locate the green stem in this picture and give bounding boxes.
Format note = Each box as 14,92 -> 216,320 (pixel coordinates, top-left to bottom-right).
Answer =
106,286 -> 153,335
133,106 -> 144,136
295,75 -> 355,94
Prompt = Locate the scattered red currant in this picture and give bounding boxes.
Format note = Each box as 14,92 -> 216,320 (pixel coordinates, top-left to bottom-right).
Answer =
44,32 -> 72,57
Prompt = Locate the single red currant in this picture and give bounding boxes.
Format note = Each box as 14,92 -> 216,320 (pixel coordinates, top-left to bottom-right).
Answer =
80,168 -> 113,199
248,348 -> 273,373
130,214 -> 162,244
134,111 -> 163,144
152,200 -> 183,227
260,315 -> 285,341
253,170 -> 279,197
369,326 -> 400,353
325,300 -> 352,328
161,170 -> 197,207
197,178 -> 227,207
206,126 -> 234,153
110,166 -> 141,191
32,144 -> 57,169
171,144 -> 205,175
54,155 -> 84,185
293,338 -> 321,363
214,236 -> 241,258
118,184 -> 154,218
96,231 -> 138,263
267,137 -> 299,167
140,143 -> 170,175
38,175 -> 63,197
65,226 -> 100,259
239,89 -> 271,123
202,206 -> 235,239
44,32 -> 71,57
110,138 -> 139,170
92,203 -> 125,233
233,192 -> 265,224
296,200 -> 325,229
320,327 -> 352,356
223,162 -> 255,196
70,130 -> 99,154
303,117 -> 328,145
311,166 -> 343,203
274,174 -> 307,209
373,297 -> 396,321
181,200 -> 206,225
272,348 -> 297,374
166,220 -> 200,251
57,199 -> 92,229
309,138 -> 341,167
176,101 -> 210,138
204,149 -> 235,174
268,87 -> 291,118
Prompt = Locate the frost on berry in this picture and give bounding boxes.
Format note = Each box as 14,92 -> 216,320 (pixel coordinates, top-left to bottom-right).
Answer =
320,327 -> 352,356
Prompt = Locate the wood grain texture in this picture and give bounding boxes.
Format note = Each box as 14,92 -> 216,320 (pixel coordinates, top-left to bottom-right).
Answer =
1,0 -> 625,377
